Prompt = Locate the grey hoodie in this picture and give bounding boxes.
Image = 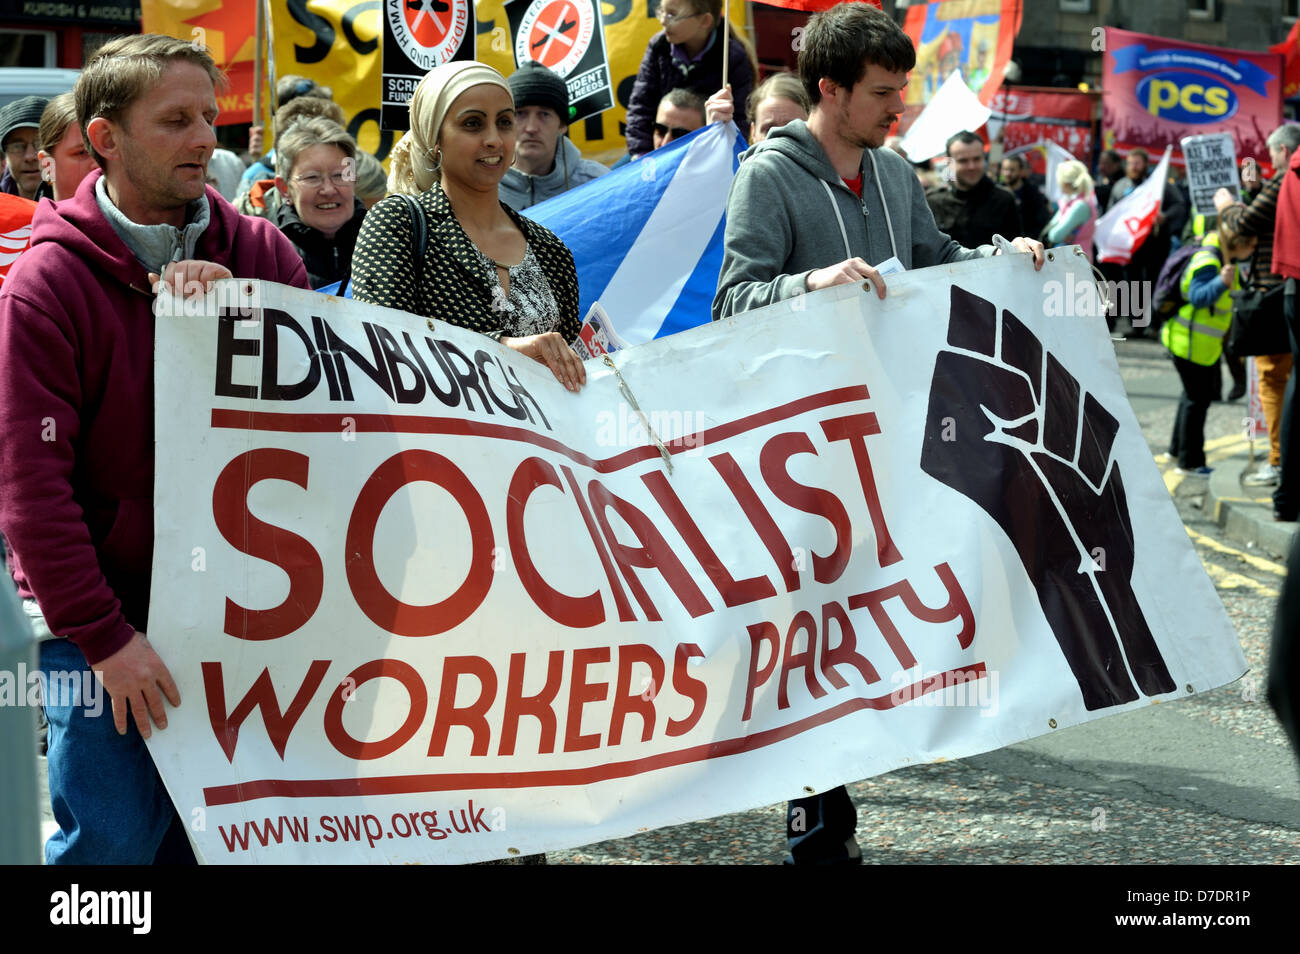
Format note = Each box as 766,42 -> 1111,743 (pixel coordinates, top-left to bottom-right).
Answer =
713,119 -> 994,321
499,136 -> 609,212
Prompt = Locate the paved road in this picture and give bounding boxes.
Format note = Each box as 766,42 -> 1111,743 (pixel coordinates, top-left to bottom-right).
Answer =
549,334 -> 1300,865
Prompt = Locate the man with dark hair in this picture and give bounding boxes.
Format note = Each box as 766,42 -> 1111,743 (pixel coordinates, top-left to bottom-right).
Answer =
713,0 -> 1042,864
1094,148 -> 1123,211
926,130 -> 1023,248
652,88 -> 707,150
1000,152 -> 1050,238
500,61 -> 608,211
0,33 -> 309,864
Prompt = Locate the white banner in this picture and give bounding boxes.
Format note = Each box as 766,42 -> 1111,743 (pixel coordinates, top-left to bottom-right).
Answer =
1095,145 -> 1173,265
148,252 -> 1245,863
1181,133 -> 1240,218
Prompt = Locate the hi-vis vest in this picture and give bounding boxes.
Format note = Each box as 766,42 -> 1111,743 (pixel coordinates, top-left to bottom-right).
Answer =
1161,231 -> 1235,366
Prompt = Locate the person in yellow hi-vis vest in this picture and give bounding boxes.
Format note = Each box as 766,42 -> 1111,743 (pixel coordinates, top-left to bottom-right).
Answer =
1162,204 -> 1257,475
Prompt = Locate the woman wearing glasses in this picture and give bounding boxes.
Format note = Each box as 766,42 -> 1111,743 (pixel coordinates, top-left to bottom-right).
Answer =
625,0 -> 759,158
272,117 -> 369,289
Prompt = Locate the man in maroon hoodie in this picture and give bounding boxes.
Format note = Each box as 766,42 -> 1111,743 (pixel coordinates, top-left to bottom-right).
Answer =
0,34 -> 308,864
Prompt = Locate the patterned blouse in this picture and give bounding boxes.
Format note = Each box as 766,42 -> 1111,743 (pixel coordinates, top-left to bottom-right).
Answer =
350,181 -> 580,344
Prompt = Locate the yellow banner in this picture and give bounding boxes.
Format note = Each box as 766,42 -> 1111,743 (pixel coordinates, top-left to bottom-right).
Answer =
141,0 -> 261,125
266,0 -> 750,163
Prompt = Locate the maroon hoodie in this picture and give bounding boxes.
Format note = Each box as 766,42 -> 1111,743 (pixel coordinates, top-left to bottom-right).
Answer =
0,169 -> 309,664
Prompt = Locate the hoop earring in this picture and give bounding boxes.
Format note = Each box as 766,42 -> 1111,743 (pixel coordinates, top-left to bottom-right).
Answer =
423,147 -> 442,174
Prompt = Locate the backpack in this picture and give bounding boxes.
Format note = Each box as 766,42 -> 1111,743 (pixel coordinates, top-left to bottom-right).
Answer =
1152,241 -> 1222,320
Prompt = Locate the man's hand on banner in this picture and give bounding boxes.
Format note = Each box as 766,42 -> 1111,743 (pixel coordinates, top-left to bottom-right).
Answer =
919,286 -> 1175,711
150,260 -> 234,299
807,257 -> 887,299
705,85 -> 734,126
502,331 -> 587,392
93,631 -> 182,738
993,236 -> 1046,269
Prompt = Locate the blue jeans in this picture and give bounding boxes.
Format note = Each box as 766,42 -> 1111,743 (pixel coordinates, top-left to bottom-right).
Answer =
40,636 -> 194,864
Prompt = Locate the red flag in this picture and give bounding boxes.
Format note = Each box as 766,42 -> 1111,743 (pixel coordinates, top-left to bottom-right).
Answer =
0,193 -> 37,291
748,0 -> 880,12
1271,19 -> 1300,100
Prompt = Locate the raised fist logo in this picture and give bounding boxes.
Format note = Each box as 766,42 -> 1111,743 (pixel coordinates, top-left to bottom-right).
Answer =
920,286 -> 1175,711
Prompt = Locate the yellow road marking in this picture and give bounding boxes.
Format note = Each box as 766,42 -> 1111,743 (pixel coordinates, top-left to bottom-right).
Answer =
1201,561 -> 1279,598
1185,526 -> 1288,577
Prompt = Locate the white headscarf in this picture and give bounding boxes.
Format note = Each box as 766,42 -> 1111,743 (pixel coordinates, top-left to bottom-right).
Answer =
388,61 -> 512,195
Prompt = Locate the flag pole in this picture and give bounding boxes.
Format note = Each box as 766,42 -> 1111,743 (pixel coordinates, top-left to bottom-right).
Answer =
722,0 -> 730,90
254,0 -> 265,150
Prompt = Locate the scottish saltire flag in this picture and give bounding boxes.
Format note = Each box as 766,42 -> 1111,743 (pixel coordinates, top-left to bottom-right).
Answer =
527,121 -> 748,344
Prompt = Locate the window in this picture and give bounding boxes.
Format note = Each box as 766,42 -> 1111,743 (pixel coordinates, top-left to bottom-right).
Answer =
0,31 -> 55,68
1188,0 -> 1217,20
1286,0 -> 1299,24
1059,0 -> 1091,12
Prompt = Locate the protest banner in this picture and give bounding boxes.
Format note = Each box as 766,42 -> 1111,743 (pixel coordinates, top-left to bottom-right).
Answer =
142,0 -> 259,126
267,1 -> 751,163
147,252 -> 1245,863
988,87 -> 1096,163
898,0 -> 1021,136
1102,27 -> 1283,172
380,0 -> 478,131
1181,133 -> 1240,218
504,0 -> 614,123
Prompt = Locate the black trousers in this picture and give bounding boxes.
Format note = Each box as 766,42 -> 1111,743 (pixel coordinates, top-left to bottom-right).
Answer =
786,785 -> 859,863
1168,354 -> 1223,469
1275,280 -> 1300,516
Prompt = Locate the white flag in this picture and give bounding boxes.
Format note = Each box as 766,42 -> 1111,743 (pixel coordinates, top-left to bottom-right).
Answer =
1094,146 -> 1173,265
898,69 -> 993,163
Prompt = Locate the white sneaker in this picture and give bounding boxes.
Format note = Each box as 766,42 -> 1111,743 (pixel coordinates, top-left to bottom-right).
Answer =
1243,464 -> 1280,487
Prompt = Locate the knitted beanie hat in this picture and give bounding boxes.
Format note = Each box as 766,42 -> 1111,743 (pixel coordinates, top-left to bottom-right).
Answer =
507,61 -> 571,122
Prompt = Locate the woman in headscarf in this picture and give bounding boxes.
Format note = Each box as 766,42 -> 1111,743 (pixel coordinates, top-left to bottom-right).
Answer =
350,61 -> 585,392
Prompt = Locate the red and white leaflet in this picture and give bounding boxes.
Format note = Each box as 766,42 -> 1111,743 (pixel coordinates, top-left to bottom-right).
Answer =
573,301 -> 631,361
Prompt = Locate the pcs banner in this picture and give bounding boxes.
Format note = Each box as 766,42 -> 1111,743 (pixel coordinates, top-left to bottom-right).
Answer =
1102,27 -> 1284,172
147,254 -> 1244,863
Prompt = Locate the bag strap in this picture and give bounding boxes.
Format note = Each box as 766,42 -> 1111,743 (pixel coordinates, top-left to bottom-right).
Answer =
398,193 -> 427,265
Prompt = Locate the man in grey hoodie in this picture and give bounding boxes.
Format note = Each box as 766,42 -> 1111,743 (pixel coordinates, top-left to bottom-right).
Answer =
499,61 -> 609,212
712,2 -> 1042,866
713,3 -> 1041,323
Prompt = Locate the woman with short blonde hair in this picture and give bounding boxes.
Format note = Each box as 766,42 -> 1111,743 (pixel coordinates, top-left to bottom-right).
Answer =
1042,158 -> 1099,261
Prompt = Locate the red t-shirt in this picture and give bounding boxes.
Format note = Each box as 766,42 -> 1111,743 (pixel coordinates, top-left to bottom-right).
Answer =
842,173 -> 864,199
